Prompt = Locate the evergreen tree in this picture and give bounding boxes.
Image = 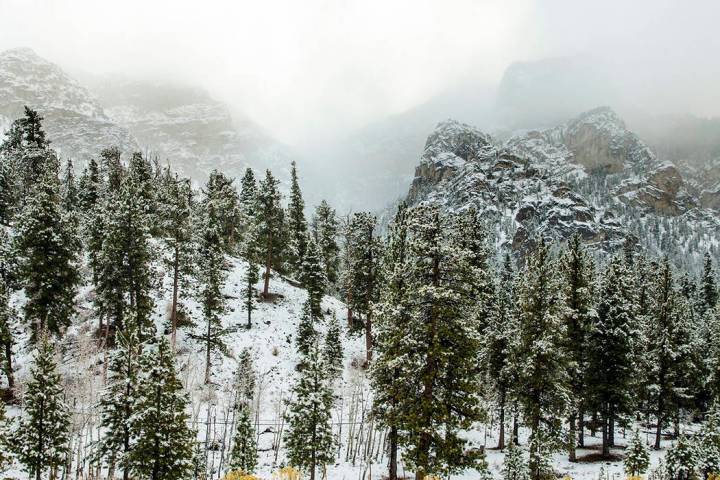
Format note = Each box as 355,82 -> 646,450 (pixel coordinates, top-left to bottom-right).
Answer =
586,256 -> 635,458
665,435 -> 698,480
301,234 -> 326,318
229,403 -> 257,474
158,171 -> 195,347
15,167 -> 80,339
311,200 -> 340,289
513,239 -> 569,479
97,170 -> 156,338
370,203 -> 411,480
284,342 -> 335,480
202,170 -> 240,251
193,202 -> 232,384
12,334 -> 70,480
0,278 -> 15,392
286,161 -> 308,275
96,324 -> 141,480
393,205 -> 485,479
0,398 -> 11,472
256,169 -> 285,297
238,167 -> 257,220
0,150 -> 15,224
127,337 -> 195,480
697,407 -> 720,478
559,235 -> 595,460
239,225 -> 260,329
343,212 -> 380,361
61,158 -> 78,212
645,258 -> 694,449
625,430 -> 651,476
77,158 -> 101,214
699,253 -> 718,317
323,312 -> 343,380
295,300 -> 316,358
483,252 -> 517,450
502,442 -> 529,480
234,348 -> 256,405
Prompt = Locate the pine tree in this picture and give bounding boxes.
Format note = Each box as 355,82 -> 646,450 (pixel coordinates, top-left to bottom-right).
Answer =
0,150 -> 15,224
699,253 -> 718,317
0,398 -> 11,472
234,348 -> 257,405
559,235 -> 595,460
239,225 -> 260,329
586,256 -> 635,458
256,169 -> 285,298
665,435 -> 698,480
513,239 -> 569,480
229,403 -> 257,474
625,430 -> 651,476
342,212 -> 380,361
15,167 -> 80,339
203,170 -> 240,251
483,252 -> 517,450
311,200 -> 340,289
393,205 -> 485,479
323,312 -> 343,380
127,337 -> 195,479
96,170 -> 156,338
193,202 -> 232,384
77,157 -> 101,214
645,258 -> 694,450
370,202 -> 411,480
697,406 -> 720,478
12,334 -> 70,480
295,300 -> 316,358
0,278 -> 15,392
286,161 -> 308,275
301,234 -> 326,318
61,158 -> 78,212
284,342 -> 335,480
158,171 -> 195,347
502,442 -> 529,480
96,324 -> 141,480
238,167 -> 257,220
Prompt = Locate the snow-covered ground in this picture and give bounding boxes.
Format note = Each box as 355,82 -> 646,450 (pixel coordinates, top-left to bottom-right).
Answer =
3,254 -> 678,479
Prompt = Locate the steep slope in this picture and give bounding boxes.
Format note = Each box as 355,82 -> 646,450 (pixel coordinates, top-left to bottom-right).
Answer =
0,48 -> 138,161
86,77 -> 295,184
405,107 -> 720,270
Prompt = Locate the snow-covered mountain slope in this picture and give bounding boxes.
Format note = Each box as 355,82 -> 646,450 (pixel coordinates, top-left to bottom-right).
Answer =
86,77 -> 296,185
0,48 -> 138,161
404,107 -> 720,270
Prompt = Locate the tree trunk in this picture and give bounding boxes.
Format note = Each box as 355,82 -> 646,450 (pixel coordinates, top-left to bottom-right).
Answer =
171,247 -> 179,350
655,395 -> 664,450
591,411 -> 597,436
205,316 -> 212,384
263,238 -> 272,298
497,389 -> 506,450
388,425 -> 398,480
3,340 -> 13,392
512,406 -> 519,445
578,408 -> 585,448
609,415 -> 615,447
568,413 -> 577,462
365,315 -> 372,362
602,414 -> 609,457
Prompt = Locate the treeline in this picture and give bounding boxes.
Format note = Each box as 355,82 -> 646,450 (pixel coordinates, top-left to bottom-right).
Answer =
1,107 -> 720,480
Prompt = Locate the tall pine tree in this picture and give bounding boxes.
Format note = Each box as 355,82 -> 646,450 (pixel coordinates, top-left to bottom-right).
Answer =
256,169 -> 285,298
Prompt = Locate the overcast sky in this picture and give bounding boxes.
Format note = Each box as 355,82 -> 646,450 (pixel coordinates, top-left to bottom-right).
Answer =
1,0 -> 718,145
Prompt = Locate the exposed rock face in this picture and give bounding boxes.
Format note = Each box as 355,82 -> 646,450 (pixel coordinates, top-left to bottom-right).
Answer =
0,48 -> 138,161
405,108 -> 720,259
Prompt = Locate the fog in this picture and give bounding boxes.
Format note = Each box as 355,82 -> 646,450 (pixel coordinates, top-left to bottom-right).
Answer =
1,0 -> 718,147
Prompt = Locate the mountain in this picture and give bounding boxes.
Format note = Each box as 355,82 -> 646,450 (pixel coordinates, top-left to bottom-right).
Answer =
0,48 -> 297,190
84,76 -> 295,184
0,47 -> 138,161
403,107 -> 720,271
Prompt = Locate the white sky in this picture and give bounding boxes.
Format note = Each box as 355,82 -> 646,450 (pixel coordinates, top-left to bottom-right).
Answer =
0,0 -> 718,145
